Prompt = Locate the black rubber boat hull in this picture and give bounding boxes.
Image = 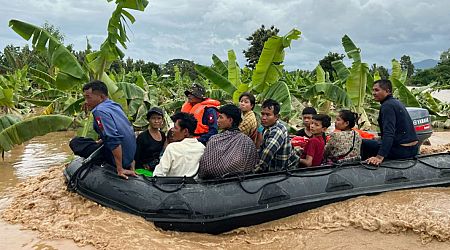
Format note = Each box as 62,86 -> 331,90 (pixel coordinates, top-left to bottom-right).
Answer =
64,153 -> 450,234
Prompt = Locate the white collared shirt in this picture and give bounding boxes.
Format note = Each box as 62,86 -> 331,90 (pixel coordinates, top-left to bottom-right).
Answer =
153,138 -> 205,177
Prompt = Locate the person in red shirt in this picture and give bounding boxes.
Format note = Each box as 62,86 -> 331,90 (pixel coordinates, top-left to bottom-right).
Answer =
299,114 -> 331,168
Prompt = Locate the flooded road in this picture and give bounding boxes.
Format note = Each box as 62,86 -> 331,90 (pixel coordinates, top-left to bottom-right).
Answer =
1,132 -> 450,249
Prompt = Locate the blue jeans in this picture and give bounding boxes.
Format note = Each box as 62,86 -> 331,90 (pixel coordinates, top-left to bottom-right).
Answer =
361,139 -> 419,160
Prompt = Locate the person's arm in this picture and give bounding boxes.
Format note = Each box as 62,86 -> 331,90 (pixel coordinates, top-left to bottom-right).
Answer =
299,139 -> 318,167
153,144 -> 173,177
198,108 -> 218,144
256,128 -> 284,171
93,110 -> 135,178
299,155 -> 313,167
367,105 -> 396,165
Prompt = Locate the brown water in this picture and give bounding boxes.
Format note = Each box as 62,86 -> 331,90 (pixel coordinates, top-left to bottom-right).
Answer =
2,132 -> 450,249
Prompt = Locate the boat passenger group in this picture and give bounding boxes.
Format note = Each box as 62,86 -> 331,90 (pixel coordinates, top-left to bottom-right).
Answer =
70,79 -> 419,180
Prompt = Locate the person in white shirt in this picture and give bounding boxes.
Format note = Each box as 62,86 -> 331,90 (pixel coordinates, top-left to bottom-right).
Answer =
153,112 -> 205,177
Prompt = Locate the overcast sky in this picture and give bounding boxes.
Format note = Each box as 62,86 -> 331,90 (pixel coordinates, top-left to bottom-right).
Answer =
1,0 -> 449,70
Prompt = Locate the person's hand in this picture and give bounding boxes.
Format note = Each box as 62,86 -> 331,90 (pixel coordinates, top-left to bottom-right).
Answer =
366,156 -> 384,166
117,168 -> 138,180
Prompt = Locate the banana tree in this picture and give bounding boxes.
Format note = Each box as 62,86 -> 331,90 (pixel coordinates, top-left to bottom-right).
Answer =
0,114 -> 73,152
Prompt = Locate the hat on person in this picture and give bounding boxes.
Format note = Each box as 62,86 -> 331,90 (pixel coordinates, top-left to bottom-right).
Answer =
184,83 -> 206,99
146,107 -> 164,119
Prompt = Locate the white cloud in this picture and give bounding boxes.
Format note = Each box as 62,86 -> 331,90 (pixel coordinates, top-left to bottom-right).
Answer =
0,0 -> 449,70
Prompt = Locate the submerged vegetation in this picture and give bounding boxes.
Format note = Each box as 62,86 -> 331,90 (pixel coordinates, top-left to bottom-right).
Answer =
1,0 -> 450,152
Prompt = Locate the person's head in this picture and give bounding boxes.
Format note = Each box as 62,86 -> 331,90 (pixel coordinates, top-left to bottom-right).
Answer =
218,104 -> 242,130
261,99 -> 280,127
372,79 -> 392,102
301,107 -> 317,129
310,114 -> 331,136
184,83 -> 206,105
170,112 -> 197,141
335,110 -> 358,131
146,107 -> 164,130
239,92 -> 256,112
82,80 -> 109,110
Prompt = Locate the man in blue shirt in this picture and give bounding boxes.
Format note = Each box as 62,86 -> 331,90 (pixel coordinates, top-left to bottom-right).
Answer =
362,79 -> 419,166
82,80 -> 137,179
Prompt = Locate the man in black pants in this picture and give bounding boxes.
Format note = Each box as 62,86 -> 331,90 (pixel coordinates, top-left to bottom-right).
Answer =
362,79 -> 419,166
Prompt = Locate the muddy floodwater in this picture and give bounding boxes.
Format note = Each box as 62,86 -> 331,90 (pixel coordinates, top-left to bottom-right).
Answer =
2,132 -> 450,249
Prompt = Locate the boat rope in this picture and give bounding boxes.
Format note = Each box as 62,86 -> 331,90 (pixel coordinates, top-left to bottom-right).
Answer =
67,145 -> 104,192
149,176 -> 187,193
237,174 -> 290,194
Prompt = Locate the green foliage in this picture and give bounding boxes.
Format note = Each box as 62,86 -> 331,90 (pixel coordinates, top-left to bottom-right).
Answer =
251,28 -> 301,92
243,25 -> 280,69
319,52 -> 345,82
0,114 -> 73,152
86,0 -> 148,79
8,20 -> 89,89
400,55 -> 414,80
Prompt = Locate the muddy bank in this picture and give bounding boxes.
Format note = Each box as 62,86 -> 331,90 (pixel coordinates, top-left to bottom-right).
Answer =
2,164 -> 450,249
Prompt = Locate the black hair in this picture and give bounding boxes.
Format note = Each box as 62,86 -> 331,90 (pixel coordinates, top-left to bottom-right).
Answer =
312,114 -> 331,128
170,112 -> 197,136
82,80 -> 109,96
302,107 -> 317,115
373,79 -> 392,93
338,109 -> 358,129
219,104 -> 242,128
239,92 -> 256,110
262,99 -> 281,115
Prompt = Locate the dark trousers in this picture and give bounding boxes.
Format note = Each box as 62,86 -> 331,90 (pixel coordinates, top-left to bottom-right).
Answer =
69,137 -> 111,165
361,139 -> 419,160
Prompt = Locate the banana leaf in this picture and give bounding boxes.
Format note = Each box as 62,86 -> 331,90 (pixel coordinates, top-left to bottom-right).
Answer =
31,89 -> 66,99
252,29 -> 301,92
63,98 -> 85,115
87,1 -> 148,79
304,83 -> 353,108
0,88 -> 14,107
21,99 -> 53,107
195,64 -> 237,95
390,59 -> 402,85
331,60 -> 350,84
0,115 -> 21,133
9,20 -> 88,90
29,68 -> 56,87
228,50 -> 241,87
346,62 -> 369,113
232,83 -> 250,104
391,79 -> 420,107
212,54 -> 228,77
260,81 -> 292,118
315,64 -> 326,83
0,115 -> 73,152
132,102 -> 149,128
342,35 -> 361,63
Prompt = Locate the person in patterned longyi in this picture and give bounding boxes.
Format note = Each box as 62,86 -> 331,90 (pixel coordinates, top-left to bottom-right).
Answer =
198,104 -> 257,179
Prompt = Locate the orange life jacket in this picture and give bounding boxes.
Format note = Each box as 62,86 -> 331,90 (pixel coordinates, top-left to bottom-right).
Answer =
181,98 -> 220,135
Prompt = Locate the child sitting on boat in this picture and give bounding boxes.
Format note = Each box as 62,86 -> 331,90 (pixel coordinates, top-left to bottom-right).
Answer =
299,114 -> 331,168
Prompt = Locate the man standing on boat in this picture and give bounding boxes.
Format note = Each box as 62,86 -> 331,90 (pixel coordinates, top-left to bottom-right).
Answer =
362,79 -> 419,166
181,83 -> 220,145
75,80 -> 137,179
255,99 -> 299,172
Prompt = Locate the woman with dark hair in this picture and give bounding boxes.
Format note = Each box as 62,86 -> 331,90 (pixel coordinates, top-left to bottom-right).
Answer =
325,110 -> 362,163
134,107 -> 166,170
238,92 -> 258,143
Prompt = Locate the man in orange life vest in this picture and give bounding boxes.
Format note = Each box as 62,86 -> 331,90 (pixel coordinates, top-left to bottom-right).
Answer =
181,84 -> 220,145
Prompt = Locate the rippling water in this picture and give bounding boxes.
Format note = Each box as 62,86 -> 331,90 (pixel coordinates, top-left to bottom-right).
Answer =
2,131 -> 450,249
